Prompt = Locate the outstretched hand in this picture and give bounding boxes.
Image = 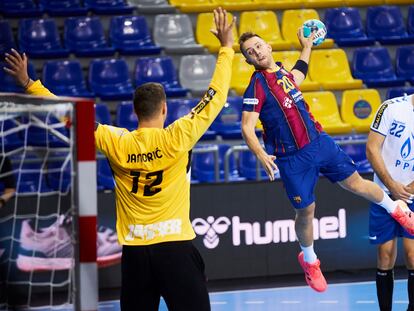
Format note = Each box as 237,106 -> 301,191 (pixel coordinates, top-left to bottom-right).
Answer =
3,49 -> 31,88
297,27 -> 314,50
210,7 -> 235,49
257,153 -> 279,181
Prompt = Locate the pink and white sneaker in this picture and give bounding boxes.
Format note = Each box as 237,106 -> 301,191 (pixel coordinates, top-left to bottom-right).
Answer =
17,215 -> 74,272
17,216 -> 122,272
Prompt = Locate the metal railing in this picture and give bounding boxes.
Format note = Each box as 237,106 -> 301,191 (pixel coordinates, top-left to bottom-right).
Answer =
219,136 -> 368,182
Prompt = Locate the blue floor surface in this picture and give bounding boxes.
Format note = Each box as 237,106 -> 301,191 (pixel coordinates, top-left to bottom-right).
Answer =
101,279 -> 410,311
21,279 -> 410,310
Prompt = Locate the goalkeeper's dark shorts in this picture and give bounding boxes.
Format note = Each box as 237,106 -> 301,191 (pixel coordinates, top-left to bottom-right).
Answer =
120,240 -> 210,311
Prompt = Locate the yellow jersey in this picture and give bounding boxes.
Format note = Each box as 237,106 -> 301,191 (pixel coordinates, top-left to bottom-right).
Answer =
26,46 -> 234,245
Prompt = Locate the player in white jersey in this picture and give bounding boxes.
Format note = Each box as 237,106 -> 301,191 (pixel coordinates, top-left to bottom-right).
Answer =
367,94 -> 414,311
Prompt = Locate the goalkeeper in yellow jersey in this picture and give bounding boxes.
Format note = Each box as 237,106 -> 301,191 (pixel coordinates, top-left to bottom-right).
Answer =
4,7 -> 235,311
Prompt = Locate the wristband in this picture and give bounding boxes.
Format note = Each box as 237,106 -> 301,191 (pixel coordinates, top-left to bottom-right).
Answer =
292,59 -> 308,77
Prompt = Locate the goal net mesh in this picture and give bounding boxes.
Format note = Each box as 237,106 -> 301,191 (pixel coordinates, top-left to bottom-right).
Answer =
0,96 -> 76,310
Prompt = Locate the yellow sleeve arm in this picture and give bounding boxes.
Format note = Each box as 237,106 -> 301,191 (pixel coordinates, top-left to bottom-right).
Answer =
95,124 -> 127,161
26,80 -> 57,98
166,47 -> 234,151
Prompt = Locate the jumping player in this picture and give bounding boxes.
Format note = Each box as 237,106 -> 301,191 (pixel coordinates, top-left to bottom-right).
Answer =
238,30 -> 414,292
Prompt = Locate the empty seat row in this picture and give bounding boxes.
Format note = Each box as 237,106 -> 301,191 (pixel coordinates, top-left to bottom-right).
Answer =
109,88 -> 406,140
0,16 -> 161,58
191,139 -> 372,184
229,46 -> 414,95
326,6 -> 414,46
0,0 -> 133,17
3,6 -> 413,58
169,0 -> 412,12
1,56 -> 187,99
3,45 -> 412,100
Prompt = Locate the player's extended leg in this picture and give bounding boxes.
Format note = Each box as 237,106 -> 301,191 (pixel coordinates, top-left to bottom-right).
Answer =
276,144 -> 327,292
295,202 -> 327,292
403,238 -> 414,311
376,239 -> 397,311
338,172 -> 414,234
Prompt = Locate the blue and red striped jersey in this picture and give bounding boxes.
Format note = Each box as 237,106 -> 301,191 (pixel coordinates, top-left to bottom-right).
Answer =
242,63 -> 323,156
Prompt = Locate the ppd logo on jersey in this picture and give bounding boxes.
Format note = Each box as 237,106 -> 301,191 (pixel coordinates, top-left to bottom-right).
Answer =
397,133 -> 414,170
192,209 -> 346,249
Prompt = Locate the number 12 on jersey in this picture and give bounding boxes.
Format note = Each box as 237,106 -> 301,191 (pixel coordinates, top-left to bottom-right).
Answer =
130,170 -> 163,196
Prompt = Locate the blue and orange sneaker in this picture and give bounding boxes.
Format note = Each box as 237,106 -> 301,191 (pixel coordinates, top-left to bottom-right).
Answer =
298,251 -> 327,292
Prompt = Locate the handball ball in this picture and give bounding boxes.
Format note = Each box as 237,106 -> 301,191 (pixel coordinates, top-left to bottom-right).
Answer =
303,19 -> 327,46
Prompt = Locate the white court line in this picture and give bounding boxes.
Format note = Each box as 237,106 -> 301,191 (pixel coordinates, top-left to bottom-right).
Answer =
394,300 -> 409,304
318,300 -> 338,304
210,279 -> 407,295
281,300 -> 301,304
356,300 -> 376,304
211,301 -> 228,305
244,300 -> 265,304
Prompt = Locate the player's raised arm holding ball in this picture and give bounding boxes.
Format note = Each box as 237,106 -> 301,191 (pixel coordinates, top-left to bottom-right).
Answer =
239,20 -> 414,293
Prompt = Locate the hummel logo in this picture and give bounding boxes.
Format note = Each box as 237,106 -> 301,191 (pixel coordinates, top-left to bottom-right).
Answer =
369,236 -> 377,240
192,216 -> 231,249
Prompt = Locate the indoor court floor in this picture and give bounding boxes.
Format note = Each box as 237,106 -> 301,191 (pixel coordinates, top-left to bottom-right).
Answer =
23,279 -> 411,311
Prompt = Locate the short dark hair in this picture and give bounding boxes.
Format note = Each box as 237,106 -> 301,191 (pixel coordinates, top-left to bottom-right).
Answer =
133,83 -> 166,121
238,32 -> 262,56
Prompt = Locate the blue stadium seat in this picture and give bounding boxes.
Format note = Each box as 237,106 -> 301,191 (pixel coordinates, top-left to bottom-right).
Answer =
27,114 -> 70,148
89,59 -> 134,101
84,0 -> 133,14
324,8 -> 375,47
409,6 -> 414,35
386,87 -> 414,99
64,17 -> 115,57
0,62 -> 36,93
211,96 -> 243,139
335,135 -> 372,173
0,119 -> 25,151
166,98 -> 216,139
46,152 -> 71,192
352,47 -> 405,87
110,16 -> 162,55
95,103 -> 112,125
366,6 -> 414,44
0,21 -> 16,57
238,149 -> 268,180
0,0 -> 43,17
396,46 -> 414,84
39,0 -> 87,16
192,144 -> 241,183
165,98 -> 194,126
135,57 -> 188,97
116,101 -> 138,131
43,60 -> 94,98
18,19 -> 69,58
11,152 -> 52,194
97,158 -> 114,190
